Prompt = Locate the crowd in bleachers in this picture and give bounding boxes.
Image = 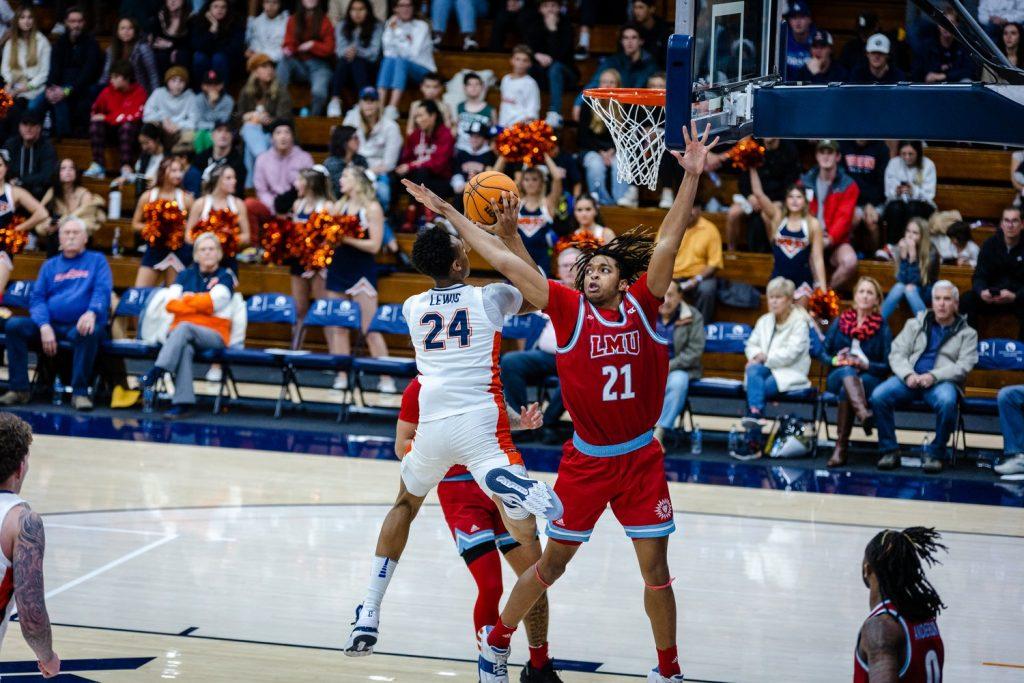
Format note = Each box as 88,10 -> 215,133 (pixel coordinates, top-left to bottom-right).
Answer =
0,0 -> 1021,477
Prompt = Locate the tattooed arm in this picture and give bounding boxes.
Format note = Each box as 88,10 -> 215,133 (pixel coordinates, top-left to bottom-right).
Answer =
12,505 -> 59,678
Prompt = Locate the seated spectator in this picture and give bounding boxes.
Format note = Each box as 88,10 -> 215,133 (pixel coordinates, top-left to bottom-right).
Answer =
86,60 -> 147,179
279,0 -> 335,116
326,0 -> 381,115
236,54 -> 293,186
248,121 -> 311,243
783,1 -> 814,76
343,88 -> 401,208
151,0 -> 191,76
937,219 -> 979,267
451,120 -> 495,196
632,0 -> 672,68
743,276 -> 812,422
525,0 -> 577,128
794,29 -> 847,83
137,232 -> 237,419
430,0 -> 481,51
3,111 -> 56,200
101,17 -> 160,94
143,66 -> 198,146
132,156 -> 194,286
326,165 -> 392,391
654,281 -> 705,445
377,0 -> 435,120
995,384 -> 1024,475
802,139 -> 860,291
34,7 -> 101,140
395,100 -> 454,216
0,149 -> 48,304
113,123 -> 167,190
726,137 -> 800,252
820,276 -> 891,467
870,281 -> 977,473
749,167 -> 827,303
913,7 -> 977,83
499,247 -> 579,445
188,0 -> 244,86
578,68 -> 639,207
245,0 -> 289,65
498,45 -> 541,128
0,218 -> 111,410
882,140 -> 937,244
840,139 -> 890,252
496,154 -> 559,273
567,194 -> 613,243
454,71 -> 495,152
193,120 -> 246,195
488,0 -> 535,52
984,21 -> 1023,81
881,218 -> 939,320
191,71 -> 234,152
323,125 -> 368,191
961,206 -> 1024,337
850,34 -> 905,84
979,0 -> 1024,45
574,24 -> 656,120
655,200 -> 721,321
39,159 -> 107,256
404,72 -> 454,135
189,163 -> 249,275
838,11 -> 879,72
1,8 -> 50,122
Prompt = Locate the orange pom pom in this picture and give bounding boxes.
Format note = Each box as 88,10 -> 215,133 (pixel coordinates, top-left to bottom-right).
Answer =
0,90 -> 14,120
555,229 -> 602,255
259,216 -> 296,266
495,120 -> 557,166
0,215 -> 26,255
190,208 -> 240,257
141,199 -> 187,251
727,136 -> 766,171
290,212 -> 364,271
809,288 -> 840,324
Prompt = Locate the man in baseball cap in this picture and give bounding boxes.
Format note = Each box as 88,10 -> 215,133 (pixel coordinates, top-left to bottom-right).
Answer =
795,29 -> 848,83
851,33 -> 905,84
784,1 -> 815,75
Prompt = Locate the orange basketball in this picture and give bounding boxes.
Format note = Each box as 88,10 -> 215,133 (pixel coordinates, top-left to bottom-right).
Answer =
463,171 -> 520,226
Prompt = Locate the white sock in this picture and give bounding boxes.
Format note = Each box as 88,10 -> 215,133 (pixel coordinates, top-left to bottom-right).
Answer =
362,555 -> 396,613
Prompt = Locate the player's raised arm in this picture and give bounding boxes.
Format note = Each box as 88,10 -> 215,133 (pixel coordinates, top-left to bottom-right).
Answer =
402,180 -> 551,309
646,121 -> 719,298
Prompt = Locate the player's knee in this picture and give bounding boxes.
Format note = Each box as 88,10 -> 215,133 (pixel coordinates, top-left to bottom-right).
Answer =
393,489 -> 425,516
537,554 -> 568,584
639,557 -> 672,586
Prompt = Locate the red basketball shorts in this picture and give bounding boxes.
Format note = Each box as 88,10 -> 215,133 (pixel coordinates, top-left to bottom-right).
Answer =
437,475 -> 516,555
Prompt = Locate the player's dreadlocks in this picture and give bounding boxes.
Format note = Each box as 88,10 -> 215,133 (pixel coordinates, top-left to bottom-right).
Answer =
572,228 -> 656,294
865,527 -> 947,621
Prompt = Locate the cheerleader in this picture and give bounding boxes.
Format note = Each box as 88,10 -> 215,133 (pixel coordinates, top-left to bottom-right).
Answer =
186,164 -> 251,275
326,165 -> 392,392
567,194 -> 613,244
0,150 -> 48,313
130,156 -> 194,287
289,165 -> 335,333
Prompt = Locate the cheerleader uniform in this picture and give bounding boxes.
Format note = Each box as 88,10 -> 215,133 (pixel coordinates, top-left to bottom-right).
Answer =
0,184 -> 17,271
197,195 -> 242,274
290,200 -> 328,277
770,216 -> 815,300
326,203 -> 377,298
517,201 -> 557,275
141,188 -> 193,272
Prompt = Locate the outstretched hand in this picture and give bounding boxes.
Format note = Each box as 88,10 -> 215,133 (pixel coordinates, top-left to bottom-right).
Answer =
487,192 -> 521,240
670,120 -> 720,176
402,179 -> 452,216
518,403 -> 543,430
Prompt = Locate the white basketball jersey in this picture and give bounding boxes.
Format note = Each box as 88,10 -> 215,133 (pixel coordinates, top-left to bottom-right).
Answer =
403,283 -> 522,422
0,492 -> 26,649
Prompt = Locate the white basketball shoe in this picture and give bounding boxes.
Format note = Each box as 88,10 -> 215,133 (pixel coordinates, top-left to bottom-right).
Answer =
485,469 -> 563,521
477,626 -> 510,683
647,669 -> 685,682
343,603 -> 379,656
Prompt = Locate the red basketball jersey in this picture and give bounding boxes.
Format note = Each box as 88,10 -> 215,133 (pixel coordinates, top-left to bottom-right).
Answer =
544,274 -> 669,447
399,377 -> 469,477
853,600 -> 944,683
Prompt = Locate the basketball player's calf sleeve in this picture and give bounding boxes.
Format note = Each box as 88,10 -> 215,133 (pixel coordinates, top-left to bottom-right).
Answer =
467,549 -> 503,634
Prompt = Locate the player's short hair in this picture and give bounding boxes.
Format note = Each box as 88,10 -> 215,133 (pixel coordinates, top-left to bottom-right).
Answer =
411,224 -> 459,279
572,228 -> 655,293
0,413 -> 32,482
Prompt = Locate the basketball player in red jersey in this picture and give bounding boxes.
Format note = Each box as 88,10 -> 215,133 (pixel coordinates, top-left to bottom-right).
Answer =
855,527 -> 945,682
403,120 -> 718,683
397,380 -> 562,682
0,413 -> 60,678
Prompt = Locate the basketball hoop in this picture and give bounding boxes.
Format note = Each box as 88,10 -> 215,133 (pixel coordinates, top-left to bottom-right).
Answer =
582,88 -> 666,191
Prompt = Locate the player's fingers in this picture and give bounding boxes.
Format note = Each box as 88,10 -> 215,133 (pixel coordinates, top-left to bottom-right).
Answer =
701,122 -> 712,144
670,150 -> 685,165
709,135 -> 721,150
681,124 -> 691,146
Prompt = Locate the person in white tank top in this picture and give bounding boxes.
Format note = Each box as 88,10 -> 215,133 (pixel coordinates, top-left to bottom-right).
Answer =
185,165 -> 252,260
130,157 -> 195,288
344,219 -> 563,657
0,414 -> 59,677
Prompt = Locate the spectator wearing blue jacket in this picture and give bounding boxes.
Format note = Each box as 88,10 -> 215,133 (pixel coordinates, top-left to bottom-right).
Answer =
0,218 -> 112,410
572,24 -> 657,120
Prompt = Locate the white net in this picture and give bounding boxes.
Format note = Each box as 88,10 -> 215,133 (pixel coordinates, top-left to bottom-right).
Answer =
582,90 -> 666,191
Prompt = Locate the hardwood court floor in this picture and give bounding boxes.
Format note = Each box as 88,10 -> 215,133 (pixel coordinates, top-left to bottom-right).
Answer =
2,435 -> 1022,682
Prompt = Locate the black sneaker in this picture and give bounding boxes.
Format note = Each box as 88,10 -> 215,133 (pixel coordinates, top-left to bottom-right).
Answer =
573,44 -> 589,61
520,661 -> 563,683
877,452 -> 901,470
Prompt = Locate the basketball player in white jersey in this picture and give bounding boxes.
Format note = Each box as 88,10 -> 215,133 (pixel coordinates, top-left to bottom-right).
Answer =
0,413 -> 60,678
344,224 -> 563,656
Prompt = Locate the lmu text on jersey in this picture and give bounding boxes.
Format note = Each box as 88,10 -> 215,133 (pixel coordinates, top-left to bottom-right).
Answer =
590,331 -> 642,358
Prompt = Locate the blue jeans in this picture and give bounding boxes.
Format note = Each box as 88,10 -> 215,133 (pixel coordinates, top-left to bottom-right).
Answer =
431,0 -> 478,33
870,376 -> 960,459
745,364 -> 779,413
376,57 -> 431,92
499,349 -> 563,426
825,366 -> 882,399
657,370 -> 690,429
192,51 -> 230,85
541,62 -> 575,115
582,150 -> 629,205
375,173 -> 392,210
881,282 -> 928,320
5,317 -> 102,395
332,56 -> 377,98
998,385 -> 1024,455
240,122 -> 271,189
277,57 -> 333,115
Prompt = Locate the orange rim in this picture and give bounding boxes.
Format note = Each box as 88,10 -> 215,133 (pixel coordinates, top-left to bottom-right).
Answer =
582,87 -> 666,106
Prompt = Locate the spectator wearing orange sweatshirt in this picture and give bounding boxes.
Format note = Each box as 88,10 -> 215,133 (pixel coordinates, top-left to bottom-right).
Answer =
87,60 -> 147,178
279,0 -> 336,115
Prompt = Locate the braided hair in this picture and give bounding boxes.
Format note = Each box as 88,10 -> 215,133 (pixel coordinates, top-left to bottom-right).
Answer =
865,527 -> 947,621
572,228 -> 655,294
